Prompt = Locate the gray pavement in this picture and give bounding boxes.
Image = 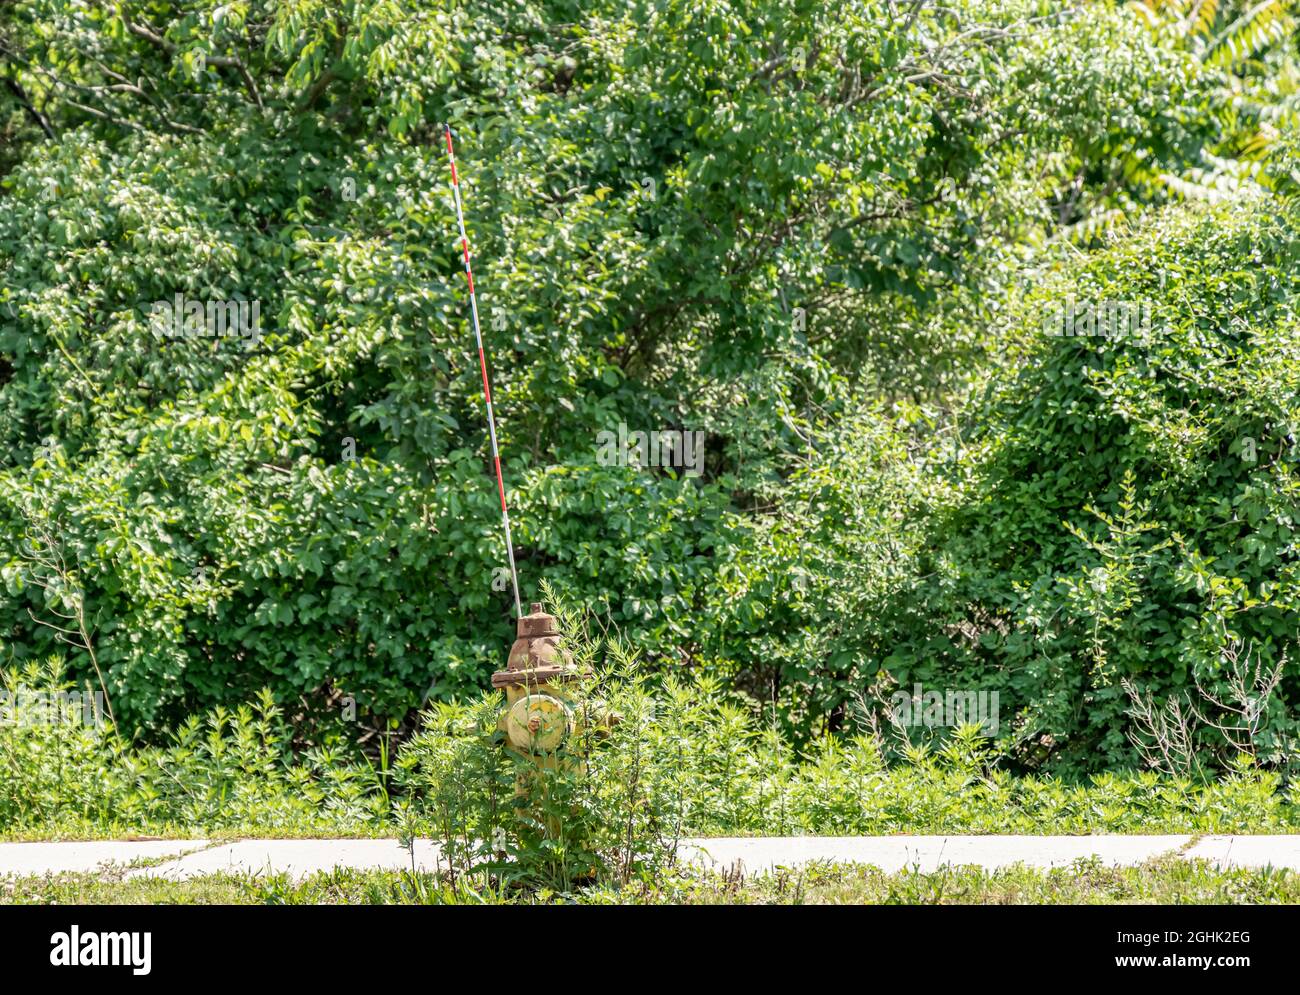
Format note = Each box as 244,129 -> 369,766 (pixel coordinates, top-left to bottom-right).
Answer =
0,839 -> 208,875
126,838 -> 444,881
1182,834 -> 1300,869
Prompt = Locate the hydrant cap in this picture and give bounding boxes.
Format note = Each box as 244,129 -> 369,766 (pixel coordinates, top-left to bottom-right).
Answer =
517,602 -> 559,638
505,693 -> 573,753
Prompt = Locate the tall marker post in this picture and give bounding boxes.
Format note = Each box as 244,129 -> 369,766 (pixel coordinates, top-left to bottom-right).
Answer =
444,124 -> 523,620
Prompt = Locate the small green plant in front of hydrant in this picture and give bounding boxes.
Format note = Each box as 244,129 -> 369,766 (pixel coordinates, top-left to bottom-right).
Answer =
397,593 -> 682,893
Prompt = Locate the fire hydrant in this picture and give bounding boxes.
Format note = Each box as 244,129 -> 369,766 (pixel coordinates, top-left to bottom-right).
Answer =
491,602 -> 613,840
492,602 -> 579,754
491,603 -> 580,840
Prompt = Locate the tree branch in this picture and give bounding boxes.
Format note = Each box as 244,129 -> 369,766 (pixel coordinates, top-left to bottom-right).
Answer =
3,76 -> 56,138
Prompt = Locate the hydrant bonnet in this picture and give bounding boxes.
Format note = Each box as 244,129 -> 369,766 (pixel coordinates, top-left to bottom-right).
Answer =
491,602 -> 574,689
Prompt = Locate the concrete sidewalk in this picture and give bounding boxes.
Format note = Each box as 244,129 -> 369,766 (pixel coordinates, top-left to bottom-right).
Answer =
129,838 -> 445,881
1183,835 -> 1300,868
3,835 -> 1300,881
0,840 -> 208,875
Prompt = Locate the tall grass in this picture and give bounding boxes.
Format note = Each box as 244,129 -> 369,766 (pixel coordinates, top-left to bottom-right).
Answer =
3,635 -> 1298,892
0,657 -> 387,837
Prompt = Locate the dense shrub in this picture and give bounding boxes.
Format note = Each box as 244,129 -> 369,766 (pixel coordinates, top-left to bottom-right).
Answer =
0,3 -> 1296,781
876,196 -> 1300,775
0,659 -> 387,835
717,193 -> 1300,775
0,1 -> 1230,739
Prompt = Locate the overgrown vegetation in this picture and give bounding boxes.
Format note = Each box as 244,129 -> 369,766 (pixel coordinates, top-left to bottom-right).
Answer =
2,2 -> 1298,783
4,648 -> 1298,889
0,659 -> 388,838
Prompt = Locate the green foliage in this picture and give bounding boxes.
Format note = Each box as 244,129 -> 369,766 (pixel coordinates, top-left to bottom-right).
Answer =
867,194 -> 1300,775
0,2 -> 1297,781
0,657 -> 387,835
0,1 -> 1241,741
693,179 -> 1300,775
0,658 -> 123,829
379,609 -> 1300,885
4,654 -> 1299,854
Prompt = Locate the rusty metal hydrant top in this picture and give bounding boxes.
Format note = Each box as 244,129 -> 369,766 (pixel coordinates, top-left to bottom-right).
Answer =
491,602 -> 574,689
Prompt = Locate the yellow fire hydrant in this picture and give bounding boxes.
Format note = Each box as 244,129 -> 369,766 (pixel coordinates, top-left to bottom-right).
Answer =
491,602 -> 581,839
492,602 -> 578,754
491,602 -> 614,843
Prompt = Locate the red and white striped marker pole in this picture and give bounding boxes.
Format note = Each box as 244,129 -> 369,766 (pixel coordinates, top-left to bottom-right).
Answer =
444,124 -> 523,620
